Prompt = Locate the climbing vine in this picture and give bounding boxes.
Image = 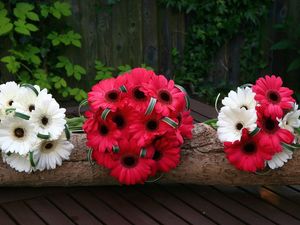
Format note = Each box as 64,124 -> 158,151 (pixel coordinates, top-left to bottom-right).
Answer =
161,0 -> 272,103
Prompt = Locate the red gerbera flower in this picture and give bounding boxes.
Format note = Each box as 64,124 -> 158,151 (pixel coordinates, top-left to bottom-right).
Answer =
84,117 -> 121,153
92,149 -> 116,169
124,68 -> 155,112
106,106 -> 132,135
224,129 -> 273,172
129,112 -> 173,147
150,137 -> 180,175
257,106 -> 294,153
178,111 -> 194,139
142,75 -> 185,116
88,78 -> 123,111
252,75 -> 295,119
110,139 -> 154,185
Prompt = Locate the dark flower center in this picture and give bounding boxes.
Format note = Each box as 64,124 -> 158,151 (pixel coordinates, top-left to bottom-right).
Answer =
267,90 -> 281,103
14,128 -> 24,138
45,143 -> 53,149
106,90 -> 119,102
29,104 -> 35,112
133,87 -> 146,100
240,105 -> 248,110
112,114 -> 125,129
159,90 -> 172,103
263,117 -> 277,133
99,124 -> 109,135
243,142 -> 256,154
236,122 -> 243,130
152,150 -> 162,161
41,117 -> 49,126
122,155 -> 137,168
8,100 -> 13,106
146,120 -> 158,131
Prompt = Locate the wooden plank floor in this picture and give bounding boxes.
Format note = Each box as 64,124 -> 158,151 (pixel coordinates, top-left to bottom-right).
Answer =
0,99 -> 299,225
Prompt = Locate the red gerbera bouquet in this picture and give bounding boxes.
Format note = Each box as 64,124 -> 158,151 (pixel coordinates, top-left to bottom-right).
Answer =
214,75 -> 300,172
83,68 -> 193,185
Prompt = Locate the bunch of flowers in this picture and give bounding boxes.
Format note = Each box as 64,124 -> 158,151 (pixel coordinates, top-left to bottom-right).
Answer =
0,82 -> 74,173
216,75 -> 300,172
83,68 -> 193,185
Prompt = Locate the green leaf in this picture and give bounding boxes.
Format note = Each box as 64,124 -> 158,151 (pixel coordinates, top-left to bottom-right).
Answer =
1,56 -> 21,74
14,3 -> 35,20
287,58 -> 300,72
118,64 -> 131,74
27,12 -> 39,21
72,39 -> 81,47
271,40 -> 294,50
0,22 -> 13,36
50,2 -> 71,19
26,23 -> 38,32
40,5 -> 49,18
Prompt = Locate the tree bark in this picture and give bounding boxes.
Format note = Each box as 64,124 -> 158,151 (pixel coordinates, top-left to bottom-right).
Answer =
0,123 -> 299,186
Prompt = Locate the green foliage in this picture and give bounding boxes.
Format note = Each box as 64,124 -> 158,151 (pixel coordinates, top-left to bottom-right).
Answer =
94,60 -> 114,81
0,1 -> 87,102
271,21 -> 300,72
161,0 -> 271,103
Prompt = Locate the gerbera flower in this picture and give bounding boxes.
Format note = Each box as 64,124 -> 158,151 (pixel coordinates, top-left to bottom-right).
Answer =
252,75 -> 295,119
129,112 -> 172,147
88,78 -> 123,112
267,148 -> 293,169
123,68 -> 155,112
2,152 -> 33,173
33,135 -> 74,171
92,149 -> 117,169
222,87 -> 256,110
177,111 -> 194,139
224,129 -> 273,172
12,86 -> 43,115
278,103 -> 300,133
217,107 -> 257,142
84,117 -> 121,153
150,137 -> 180,175
142,75 -> 185,116
0,81 -> 21,110
0,117 -> 38,155
107,106 -> 132,133
257,106 -> 294,153
30,91 -> 66,139
110,139 -> 154,185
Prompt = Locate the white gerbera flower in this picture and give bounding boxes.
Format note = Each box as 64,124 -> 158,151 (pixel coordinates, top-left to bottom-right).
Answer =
30,90 -> 66,139
217,107 -> 257,142
2,152 -> 33,173
33,135 -> 74,171
0,117 -> 38,155
12,85 -> 42,115
222,87 -> 256,110
267,148 -> 293,169
0,81 -> 21,110
278,103 -> 300,133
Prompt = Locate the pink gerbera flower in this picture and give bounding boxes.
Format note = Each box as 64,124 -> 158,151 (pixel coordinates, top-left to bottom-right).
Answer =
106,106 -> 132,135
257,106 -> 294,153
124,68 -> 155,112
110,139 -> 154,185
129,112 -> 173,147
224,129 -> 273,172
84,117 -> 121,153
252,75 -> 295,119
150,137 -> 180,175
142,75 -> 185,116
88,78 -> 123,111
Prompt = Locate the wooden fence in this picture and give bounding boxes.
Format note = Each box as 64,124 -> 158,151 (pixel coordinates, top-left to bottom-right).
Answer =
66,0 -> 185,83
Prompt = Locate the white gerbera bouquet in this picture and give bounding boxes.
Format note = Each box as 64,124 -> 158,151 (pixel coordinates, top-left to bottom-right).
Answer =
0,81 -> 74,173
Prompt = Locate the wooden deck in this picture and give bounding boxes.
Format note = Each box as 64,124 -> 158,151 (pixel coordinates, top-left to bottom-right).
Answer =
0,99 -> 300,225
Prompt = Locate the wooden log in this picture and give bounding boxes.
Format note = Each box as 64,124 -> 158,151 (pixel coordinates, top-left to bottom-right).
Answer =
1,123 -> 300,186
